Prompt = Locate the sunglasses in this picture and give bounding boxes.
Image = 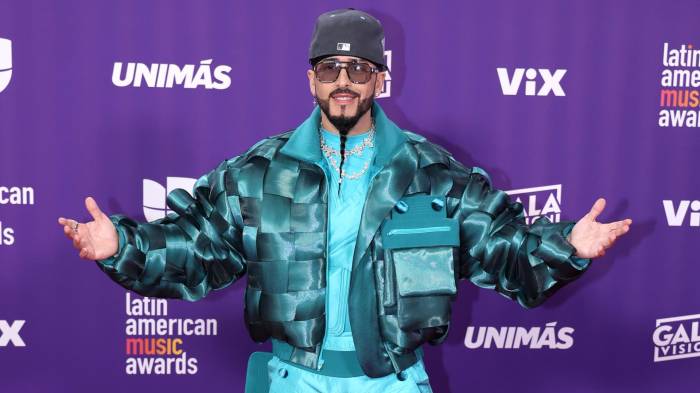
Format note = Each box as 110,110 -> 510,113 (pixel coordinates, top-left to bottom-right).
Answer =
313,60 -> 380,84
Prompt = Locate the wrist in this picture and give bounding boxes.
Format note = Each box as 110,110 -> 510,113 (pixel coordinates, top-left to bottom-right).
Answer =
565,234 -> 580,257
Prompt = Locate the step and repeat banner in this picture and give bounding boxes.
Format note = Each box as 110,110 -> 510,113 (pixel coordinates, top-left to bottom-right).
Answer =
1,0 -> 698,392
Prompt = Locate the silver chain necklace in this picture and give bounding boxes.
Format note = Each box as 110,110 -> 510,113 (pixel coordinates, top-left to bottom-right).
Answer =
319,122 -> 375,183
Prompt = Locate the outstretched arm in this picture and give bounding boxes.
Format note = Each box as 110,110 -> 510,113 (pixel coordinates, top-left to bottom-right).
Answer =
58,159 -> 246,301
454,165 -> 632,308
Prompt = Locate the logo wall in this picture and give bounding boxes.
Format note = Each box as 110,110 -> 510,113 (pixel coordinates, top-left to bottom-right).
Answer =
124,293 -> 218,375
112,59 -> 232,90
378,49 -> 392,98
506,184 -> 562,225
653,313 -> 700,362
1,186 -> 35,246
143,177 -> 196,222
0,320 -> 26,347
659,43 -> 700,127
0,38 -> 11,93
497,67 -> 567,96
464,322 -> 574,349
0,39 -> 34,248
663,199 -> 700,227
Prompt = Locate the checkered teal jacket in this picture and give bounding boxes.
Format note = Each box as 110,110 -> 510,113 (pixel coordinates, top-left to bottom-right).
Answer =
96,102 -> 591,377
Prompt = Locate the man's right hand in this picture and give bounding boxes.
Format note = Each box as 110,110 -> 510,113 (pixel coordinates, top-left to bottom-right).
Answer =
58,196 -> 119,260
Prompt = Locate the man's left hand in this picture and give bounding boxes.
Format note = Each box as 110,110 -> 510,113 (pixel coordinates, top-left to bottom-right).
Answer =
566,198 -> 632,259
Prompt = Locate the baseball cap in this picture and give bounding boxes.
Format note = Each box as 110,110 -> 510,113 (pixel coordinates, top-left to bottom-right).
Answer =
308,8 -> 387,71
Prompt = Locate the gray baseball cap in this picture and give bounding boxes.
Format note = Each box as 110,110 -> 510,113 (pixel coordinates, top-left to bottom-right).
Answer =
308,8 -> 387,71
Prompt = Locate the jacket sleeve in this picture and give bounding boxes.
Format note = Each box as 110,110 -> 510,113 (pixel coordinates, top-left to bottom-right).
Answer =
94,159 -> 246,301
453,163 -> 592,308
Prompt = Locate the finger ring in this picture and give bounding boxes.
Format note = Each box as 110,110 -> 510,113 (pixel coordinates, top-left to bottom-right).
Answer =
72,222 -> 79,233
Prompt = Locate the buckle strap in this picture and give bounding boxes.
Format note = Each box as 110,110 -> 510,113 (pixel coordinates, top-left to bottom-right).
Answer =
272,340 -> 365,378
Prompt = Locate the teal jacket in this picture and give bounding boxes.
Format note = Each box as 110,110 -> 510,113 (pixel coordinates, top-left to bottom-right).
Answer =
96,102 -> 591,378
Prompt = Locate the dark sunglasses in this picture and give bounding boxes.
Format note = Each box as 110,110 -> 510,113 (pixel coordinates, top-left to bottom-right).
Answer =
313,60 -> 380,84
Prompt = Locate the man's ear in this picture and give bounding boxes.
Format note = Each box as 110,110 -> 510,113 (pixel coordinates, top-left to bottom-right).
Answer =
307,69 -> 316,97
374,71 -> 386,97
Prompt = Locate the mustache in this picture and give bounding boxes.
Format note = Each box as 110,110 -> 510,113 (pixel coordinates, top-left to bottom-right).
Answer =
330,88 -> 359,98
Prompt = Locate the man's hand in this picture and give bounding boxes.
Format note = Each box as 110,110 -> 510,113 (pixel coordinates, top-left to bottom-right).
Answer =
567,198 -> 632,259
57,196 -> 119,260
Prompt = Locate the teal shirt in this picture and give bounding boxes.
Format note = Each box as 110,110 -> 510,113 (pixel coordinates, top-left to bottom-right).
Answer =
320,127 -> 376,352
265,127 -> 432,392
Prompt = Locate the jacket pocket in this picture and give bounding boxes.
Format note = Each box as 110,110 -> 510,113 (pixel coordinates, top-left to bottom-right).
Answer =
392,246 -> 456,297
381,195 -> 459,332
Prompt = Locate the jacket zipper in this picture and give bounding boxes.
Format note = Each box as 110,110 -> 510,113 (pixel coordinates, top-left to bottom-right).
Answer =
386,226 -> 451,236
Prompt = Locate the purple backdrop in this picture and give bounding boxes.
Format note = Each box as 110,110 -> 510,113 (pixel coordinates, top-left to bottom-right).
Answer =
1,1 -> 698,392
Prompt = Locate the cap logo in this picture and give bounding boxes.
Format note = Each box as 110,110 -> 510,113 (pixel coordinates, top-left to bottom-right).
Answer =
336,43 -> 351,51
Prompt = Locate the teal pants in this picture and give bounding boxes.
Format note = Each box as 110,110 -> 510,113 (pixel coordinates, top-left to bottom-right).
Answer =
266,354 -> 433,393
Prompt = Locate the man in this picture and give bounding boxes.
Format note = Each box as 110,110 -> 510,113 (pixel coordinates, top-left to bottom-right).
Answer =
57,8 -> 632,393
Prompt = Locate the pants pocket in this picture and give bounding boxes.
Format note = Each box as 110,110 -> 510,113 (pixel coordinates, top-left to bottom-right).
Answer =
403,363 -> 433,393
267,356 -> 298,393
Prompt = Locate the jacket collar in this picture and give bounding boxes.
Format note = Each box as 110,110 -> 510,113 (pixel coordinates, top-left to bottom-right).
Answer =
279,101 -> 408,168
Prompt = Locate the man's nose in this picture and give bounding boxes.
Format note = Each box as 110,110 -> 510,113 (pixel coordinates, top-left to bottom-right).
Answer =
336,67 -> 352,87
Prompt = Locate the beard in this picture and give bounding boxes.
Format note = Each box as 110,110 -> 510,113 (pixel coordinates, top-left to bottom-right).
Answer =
315,88 -> 374,136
